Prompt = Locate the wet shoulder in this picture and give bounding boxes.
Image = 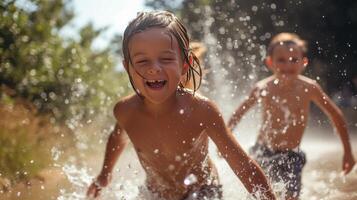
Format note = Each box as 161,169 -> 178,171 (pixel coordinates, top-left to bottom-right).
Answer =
297,75 -> 320,90
190,92 -> 221,118
252,76 -> 276,96
255,76 -> 276,89
113,94 -> 141,125
177,89 -> 209,108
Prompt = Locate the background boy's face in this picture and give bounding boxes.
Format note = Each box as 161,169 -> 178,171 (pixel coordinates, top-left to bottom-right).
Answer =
266,44 -> 308,77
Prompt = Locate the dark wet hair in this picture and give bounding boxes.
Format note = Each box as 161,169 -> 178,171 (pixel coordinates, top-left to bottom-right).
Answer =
267,32 -> 308,56
122,11 -> 202,95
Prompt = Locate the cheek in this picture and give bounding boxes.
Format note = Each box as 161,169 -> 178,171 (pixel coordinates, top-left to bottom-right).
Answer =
128,67 -> 144,86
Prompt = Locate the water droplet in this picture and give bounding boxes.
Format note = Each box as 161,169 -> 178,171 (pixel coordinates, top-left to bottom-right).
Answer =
274,79 -> 279,85
252,5 -> 258,12
179,109 -> 184,114
261,90 -> 267,97
175,155 -> 182,162
154,149 -> 159,154
168,164 -> 175,171
184,173 -> 198,185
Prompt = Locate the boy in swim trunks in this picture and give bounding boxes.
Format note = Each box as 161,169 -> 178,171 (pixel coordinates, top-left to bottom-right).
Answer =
228,32 -> 356,200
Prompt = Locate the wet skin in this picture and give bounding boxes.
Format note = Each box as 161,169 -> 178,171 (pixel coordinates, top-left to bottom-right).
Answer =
87,28 -> 276,200
228,44 -> 355,183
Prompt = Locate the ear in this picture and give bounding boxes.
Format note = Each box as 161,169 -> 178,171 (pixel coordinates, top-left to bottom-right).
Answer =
182,55 -> 193,75
265,56 -> 274,70
303,57 -> 309,67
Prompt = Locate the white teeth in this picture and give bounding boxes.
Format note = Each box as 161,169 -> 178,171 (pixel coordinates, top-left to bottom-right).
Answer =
146,80 -> 164,83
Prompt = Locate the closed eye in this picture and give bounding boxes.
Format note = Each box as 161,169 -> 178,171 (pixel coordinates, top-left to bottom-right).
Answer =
277,58 -> 286,63
136,60 -> 149,64
161,57 -> 175,62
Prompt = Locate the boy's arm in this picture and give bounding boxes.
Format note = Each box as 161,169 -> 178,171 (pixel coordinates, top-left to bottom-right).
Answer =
87,123 -> 129,198
311,82 -> 355,174
204,102 -> 276,200
99,123 -> 129,181
228,86 -> 259,131
87,101 -> 130,198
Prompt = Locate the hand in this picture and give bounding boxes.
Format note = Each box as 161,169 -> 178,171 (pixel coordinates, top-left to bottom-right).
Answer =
87,173 -> 112,198
342,152 -> 355,175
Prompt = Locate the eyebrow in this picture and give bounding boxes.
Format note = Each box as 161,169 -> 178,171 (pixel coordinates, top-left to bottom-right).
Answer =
161,50 -> 176,55
132,52 -> 146,58
132,50 -> 176,58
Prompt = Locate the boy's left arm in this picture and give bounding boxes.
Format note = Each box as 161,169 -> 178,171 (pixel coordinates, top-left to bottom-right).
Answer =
203,102 -> 276,200
311,83 -> 356,174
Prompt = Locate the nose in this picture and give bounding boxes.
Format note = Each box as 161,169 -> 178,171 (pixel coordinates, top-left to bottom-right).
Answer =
147,61 -> 162,75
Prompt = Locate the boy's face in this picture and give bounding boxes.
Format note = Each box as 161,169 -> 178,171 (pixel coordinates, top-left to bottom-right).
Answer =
266,44 -> 308,78
124,28 -> 187,104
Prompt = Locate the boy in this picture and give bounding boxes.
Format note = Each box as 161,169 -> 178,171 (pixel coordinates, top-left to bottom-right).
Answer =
87,11 -> 276,200
228,32 -> 355,199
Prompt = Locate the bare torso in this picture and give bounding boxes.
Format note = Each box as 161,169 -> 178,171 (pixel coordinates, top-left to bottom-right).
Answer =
256,75 -> 317,150
117,91 -> 219,199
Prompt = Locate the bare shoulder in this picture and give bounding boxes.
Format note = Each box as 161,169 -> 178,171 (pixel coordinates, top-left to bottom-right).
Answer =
252,76 -> 276,95
255,76 -> 276,89
297,75 -> 321,90
190,92 -> 221,117
113,94 -> 141,125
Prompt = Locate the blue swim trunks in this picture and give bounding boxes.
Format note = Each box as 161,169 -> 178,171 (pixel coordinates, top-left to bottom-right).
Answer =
249,143 -> 306,198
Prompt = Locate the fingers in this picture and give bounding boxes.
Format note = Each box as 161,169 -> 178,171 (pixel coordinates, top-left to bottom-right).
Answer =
343,165 -> 352,175
87,183 -> 101,198
343,161 -> 355,175
87,184 -> 95,197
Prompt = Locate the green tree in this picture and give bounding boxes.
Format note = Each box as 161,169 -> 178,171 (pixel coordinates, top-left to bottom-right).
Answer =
0,0 -> 130,122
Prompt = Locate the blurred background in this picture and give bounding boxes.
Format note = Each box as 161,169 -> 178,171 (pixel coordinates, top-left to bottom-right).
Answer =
0,0 -> 356,199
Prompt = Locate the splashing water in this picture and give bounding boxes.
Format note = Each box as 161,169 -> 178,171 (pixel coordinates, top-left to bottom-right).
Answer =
3,5 -> 356,200
45,124 -> 355,200
184,174 -> 198,186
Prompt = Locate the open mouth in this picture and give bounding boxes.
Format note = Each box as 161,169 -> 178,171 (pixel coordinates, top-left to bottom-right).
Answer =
145,80 -> 167,89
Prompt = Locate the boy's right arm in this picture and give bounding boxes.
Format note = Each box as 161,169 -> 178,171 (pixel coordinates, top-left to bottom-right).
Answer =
87,123 -> 129,198
228,86 -> 259,131
204,102 -> 276,199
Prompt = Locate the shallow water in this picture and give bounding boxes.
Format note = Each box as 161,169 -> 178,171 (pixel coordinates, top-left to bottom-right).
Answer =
1,125 -> 356,200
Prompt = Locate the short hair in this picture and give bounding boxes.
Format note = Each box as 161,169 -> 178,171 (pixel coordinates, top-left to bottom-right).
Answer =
122,11 -> 202,94
267,32 -> 308,56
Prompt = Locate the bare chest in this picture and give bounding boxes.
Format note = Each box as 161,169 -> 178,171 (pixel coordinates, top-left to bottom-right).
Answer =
123,112 -> 206,159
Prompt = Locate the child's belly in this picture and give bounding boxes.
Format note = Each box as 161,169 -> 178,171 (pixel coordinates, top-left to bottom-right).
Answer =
140,155 -> 218,200
258,125 -> 306,150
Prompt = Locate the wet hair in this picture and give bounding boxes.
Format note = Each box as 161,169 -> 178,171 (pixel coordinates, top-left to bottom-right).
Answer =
122,11 -> 202,95
267,32 -> 308,56
183,42 -> 207,90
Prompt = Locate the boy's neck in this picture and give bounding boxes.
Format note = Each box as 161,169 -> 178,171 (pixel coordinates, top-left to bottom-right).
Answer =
274,74 -> 299,86
142,91 -> 179,117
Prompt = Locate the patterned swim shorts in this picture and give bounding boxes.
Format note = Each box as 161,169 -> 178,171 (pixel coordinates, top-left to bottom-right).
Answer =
249,143 -> 306,198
